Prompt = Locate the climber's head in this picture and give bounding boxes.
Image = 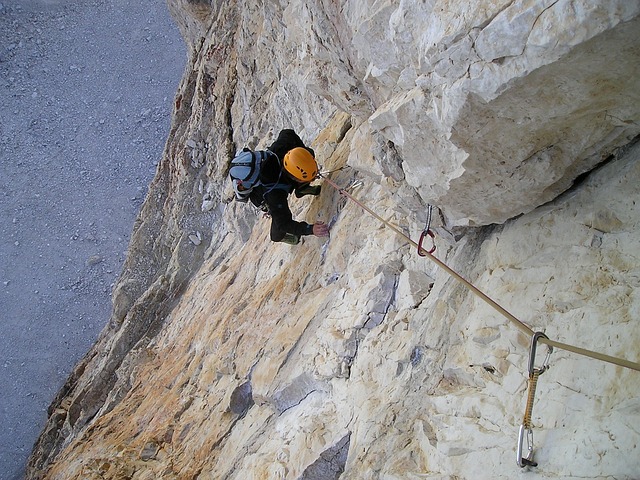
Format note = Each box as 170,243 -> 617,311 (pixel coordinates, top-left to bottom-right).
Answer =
283,147 -> 318,183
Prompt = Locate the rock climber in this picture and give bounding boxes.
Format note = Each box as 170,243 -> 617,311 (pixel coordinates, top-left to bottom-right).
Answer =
229,129 -> 330,245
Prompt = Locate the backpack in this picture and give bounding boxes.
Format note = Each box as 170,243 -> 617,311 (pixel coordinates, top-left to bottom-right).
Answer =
229,148 -> 270,202
229,148 -> 290,203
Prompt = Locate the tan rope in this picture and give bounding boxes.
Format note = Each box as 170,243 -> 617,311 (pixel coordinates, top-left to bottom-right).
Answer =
321,174 -> 640,372
539,337 -> 639,371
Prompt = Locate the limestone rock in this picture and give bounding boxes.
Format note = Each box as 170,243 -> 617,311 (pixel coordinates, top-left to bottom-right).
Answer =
229,380 -> 253,415
27,2 -> 640,480
396,269 -> 434,310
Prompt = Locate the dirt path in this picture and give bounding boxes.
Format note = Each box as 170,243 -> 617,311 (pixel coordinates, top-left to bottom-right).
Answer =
0,1 -> 185,478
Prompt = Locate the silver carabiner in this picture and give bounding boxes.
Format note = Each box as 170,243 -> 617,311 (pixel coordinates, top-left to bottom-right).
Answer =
529,331 -> 553,376
517,425 -> 537,467
348,180 -> 364,190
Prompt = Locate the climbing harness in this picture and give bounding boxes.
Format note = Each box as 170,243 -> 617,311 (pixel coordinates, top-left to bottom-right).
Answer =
517,332 -> 553,468
418,204 -> 436,256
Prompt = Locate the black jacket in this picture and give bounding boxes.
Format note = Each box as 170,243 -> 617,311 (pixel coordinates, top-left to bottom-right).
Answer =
249,129 -> 315,241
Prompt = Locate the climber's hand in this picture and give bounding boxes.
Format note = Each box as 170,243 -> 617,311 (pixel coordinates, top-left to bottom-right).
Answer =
312,221 -> 330,237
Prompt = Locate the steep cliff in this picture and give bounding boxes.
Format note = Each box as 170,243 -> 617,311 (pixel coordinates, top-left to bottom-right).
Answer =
27,1 -> 640,479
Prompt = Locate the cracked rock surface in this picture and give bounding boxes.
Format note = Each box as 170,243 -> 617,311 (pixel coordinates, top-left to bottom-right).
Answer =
23,1 -> 640,479
0,0 -> 185,478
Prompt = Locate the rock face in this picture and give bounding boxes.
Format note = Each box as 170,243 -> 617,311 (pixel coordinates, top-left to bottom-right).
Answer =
27,1 -> 640,479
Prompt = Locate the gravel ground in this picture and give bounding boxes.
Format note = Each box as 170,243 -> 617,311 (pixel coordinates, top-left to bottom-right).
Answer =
0,1 -> 185,478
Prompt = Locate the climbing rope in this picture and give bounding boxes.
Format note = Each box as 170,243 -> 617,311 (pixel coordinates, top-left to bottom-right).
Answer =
319,173 -> 640,373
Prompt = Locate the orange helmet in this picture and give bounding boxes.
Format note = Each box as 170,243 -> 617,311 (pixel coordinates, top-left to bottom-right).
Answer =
283,147 -> 318,182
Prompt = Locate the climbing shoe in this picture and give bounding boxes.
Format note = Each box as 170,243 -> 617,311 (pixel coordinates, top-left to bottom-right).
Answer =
295,184 -> 321,198
280,233 -> 301,245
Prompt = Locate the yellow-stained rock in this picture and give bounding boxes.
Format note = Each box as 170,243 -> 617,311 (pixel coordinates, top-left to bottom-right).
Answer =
27,1 -> 640,479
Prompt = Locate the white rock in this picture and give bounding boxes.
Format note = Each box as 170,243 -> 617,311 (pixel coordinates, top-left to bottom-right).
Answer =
188,231 -> 202,246
396,269 -> 434,310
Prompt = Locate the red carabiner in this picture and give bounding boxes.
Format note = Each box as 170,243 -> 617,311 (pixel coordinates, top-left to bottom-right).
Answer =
418,229 -> 436,256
